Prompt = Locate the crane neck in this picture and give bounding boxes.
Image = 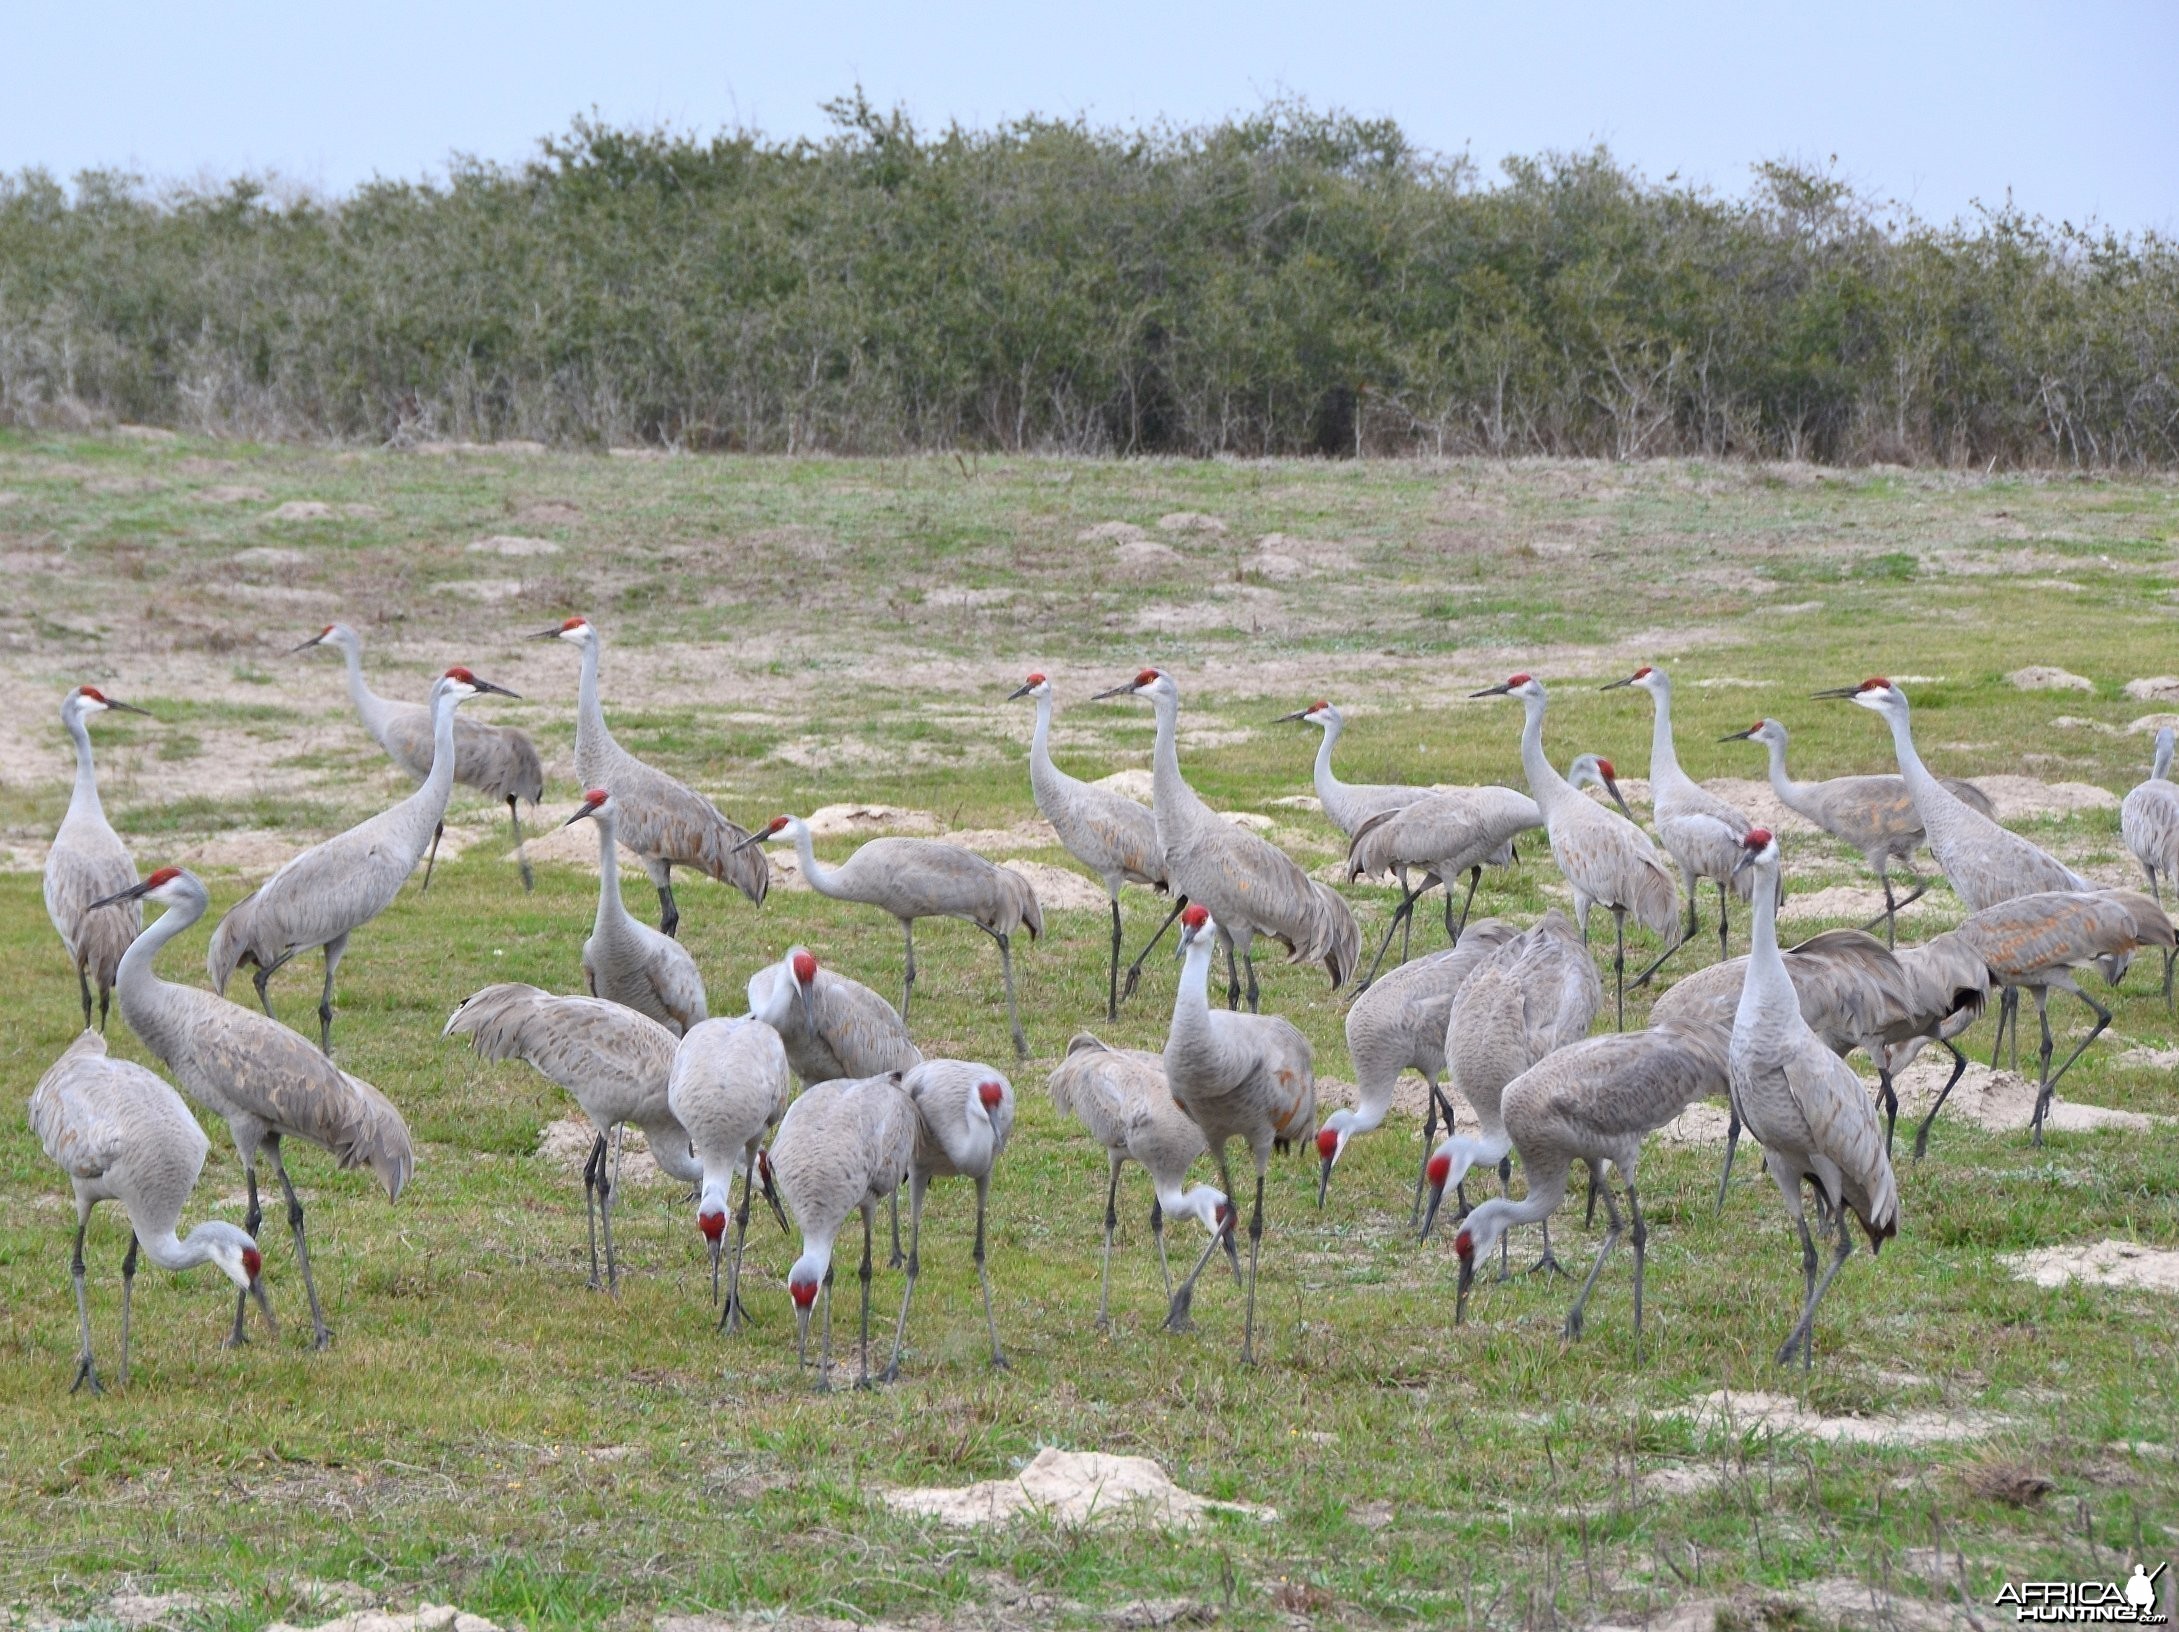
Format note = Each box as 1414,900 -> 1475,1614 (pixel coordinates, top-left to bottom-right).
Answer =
140,1225 -> 226,1274
576,633 -> 611,752
411,683 -> 463,816
591,807 -> 631,934
1462,1161 -> 1569,1242
1878,699 -> 1948,815
1760,734 -> 1816,811
1167,930 -> 1217,1050
1740,853 -> 1793,1016
2154,730 -> 2175,783
64,706 -> 104,823
787,823 -> 845,898
337,640 -> 392,739
1645,681 -> 1687,790
116,887 -> 205,1000
1517,694 -> 1574,814
1025,693 -> 1073,807
1310,717 -> 1343,809
1149,690 -> 1205,823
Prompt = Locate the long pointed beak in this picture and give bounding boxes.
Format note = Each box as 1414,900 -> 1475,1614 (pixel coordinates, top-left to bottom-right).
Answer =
1602,775 -> 1636,820
1469,683 -> 1511,698
1419,1181 -> 1447,1241
1811,686 -> 1862,699
250,1278 -> 279,1336
1600,675 -> 1636,690
1454,1256 -> 1474,1324
1005,683 -> 1034,701
466,677 -> 521,698
1223,1227 -> 1242,1283
1090,683 -> 1136,700
528,626 -> 566,641
1718,727 -> 1757,742
1275,710 -> 1311,724
1316,1154 -> 1335,1208
289,634 -> 326,654
794,1304 -> 811,1366
89,879 -> 154,910
732,830 -> 769,854
562,799 -> 603,828
796,983 -> 816,1037
103,700 -> 154,718
1732,849 -> 1759,881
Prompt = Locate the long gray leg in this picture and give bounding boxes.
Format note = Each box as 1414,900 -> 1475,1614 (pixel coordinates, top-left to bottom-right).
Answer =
1096,1158 -> 1121,1330
1716,1101 -> 1743,1213
1151,1198 -> 1173,1298
900,919 -> 917,1025
119,1233 -> 139,1388
598,1129 -> 621,1292
316,932 -> 349,1056
1626,1181 -> 1648,1363
2035,987 -> 2113,1141
719,1145 -> 759,1334
1119,896 -> 1187,1006
1239,1166 -> 1265,1366
1224,935 -> 1242,1011
816,1267 -> 834,1392
884,1179 -> 924,1383
1912,1040 -> 1971,1160
1358,884 -> 1424,991
857,1205 -> 876,1390
268,1137 -> 331,1348
1565,1167 -> 1623,1342
996,931 -> 1027,1060
77,962 -> 94,1032
657,875 -> 679,939
582,1134 -> 604,1290
69,1219 -> 101,1395
1411,1074 -> 1441,1228
231,1162 -> 263,1345
1778,1192 -> 1854,1369
975,1174 -> 1006,1368
508,797 -> 535,892
1243,954 -> 1261,1014
1716,880 -> 1730,961
1165,1147 -> 1235,1333
1106,898 -> 1123,1022
421,822 -> 444,892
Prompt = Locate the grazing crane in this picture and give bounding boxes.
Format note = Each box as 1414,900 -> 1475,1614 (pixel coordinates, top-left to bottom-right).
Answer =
1728,828 -> 1900,1368
442,983 -> 700,1291
566,788 -> 707,1035
92,868 -> 412,1350
1010,673 -> 1176,1020
739,814 -> 1041,1059
1098,669 -> 1358,1012
667,1016 -> 792,1329
296,623 -> 544,890
1604,665 -> 1753,967
2121,725 -> 2179,1002
1946,889 -> 2175,1142
45,686 -> 150,1032
1046,1034 -> 1238,1328
1473,675 -> 1680,1028
1421,910 -> 1603,1274
1342,784 -> 1541,987
1329,919 -> 1523,1220
30,1031 -> 273,1392
1879,929 -> 1996,1158
1445,1015 -> 1734,1358
208,667 -> 518,1054
1162,905 -> 1316,1363
534,615 -> 767,935
894,1060 -> 1016,1374
769,1072 -> 918,1390
1720,716 -> 1994,943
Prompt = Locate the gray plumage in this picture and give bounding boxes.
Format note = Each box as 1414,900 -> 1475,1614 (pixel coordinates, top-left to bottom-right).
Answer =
749,814 -> 1041,1059
1012,673 -> 1172,1021
45,687 -> 146,1032
747,946 -> 922,1084
1448,1014 -> 1735,1356
668,1015 -> 792,1327
1047,1032 -> 1235,1327
897,1059 -> 1017,1370
537,615 -> 766,935
770,1072 -> 919,1389
1729,831 -> 1901,1368
569,789 -> 707,1035
30,1030 -> 271,1391
1101,668 -> 1358,1012
298,623 -> 544,889
1327,917 -> 1524,1216
1283,700 -> 1433,836
2121,726 -> 2179,1002
209,669 -> 515,1053
1607,666 -> 1754,960
442,981 -> 699,1290
1343,786 -> 1541,986
1160,905 -> 1316,1363
102,867 -> 412,1350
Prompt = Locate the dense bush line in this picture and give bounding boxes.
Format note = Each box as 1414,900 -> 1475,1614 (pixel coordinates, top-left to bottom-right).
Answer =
3,97 -> 2176,464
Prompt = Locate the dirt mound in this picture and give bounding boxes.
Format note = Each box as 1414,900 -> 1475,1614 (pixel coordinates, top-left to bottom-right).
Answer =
803,803 -> 941,837
1112,539 -> 1183,575
1891,1053 -> 2169,1137
1976,774 -> 2118,819
514,499 -> 583,525
265,1608 -> 502,1632
2002,1239 -> 2179,1294
196,484 -> 271,504
467,535 -> 561,557
1077,520 -> 1145,543
1092,768 -> 1156,802
948,817 -> 1062,854
1656,1103 -> 1733,1146
1241,551 -> 1305,581
1157,511 -> 1227,534
1702,777 -> 1824,837
2130,713 -> 2179,736
232,545 -> 311,569
2007,665 -> 2094,692
444,578 -> 526,601
881,1446 -> 1275,1529
2126,676 -> 2179,702
1001,860 -> 1109,912
1680,1389 -> 2005,1447
536,1118 -> 667,1186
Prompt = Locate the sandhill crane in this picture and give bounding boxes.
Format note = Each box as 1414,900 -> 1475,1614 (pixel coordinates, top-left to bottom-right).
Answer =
894,1060 -> 1016,1374
1343,785 -> 1541,987
1720,716 -> 1994,943
92,868 -> 411,1349
2121,725 -> 2179,1003
209,667 -> 518,1054
1010,673 -> 1177,1019
442,983 -> 700,1290
1046,1034 -> 1238,1328
1473,675 -> 1680,1029
296,623 -> 544,890
1329,919 -> 1522,1219
46,686 -> 149,1032
1729,828 -> 1900,1367
1880,929 -> 1995,1158
1446,1016 -> 1733,1358
1162,905 -> 1315,1363
534,615 -> 767,935
667,1016 -> 791,1328
1604,665 -> 1753,968
1421,910 -> 1603,1272
740,814 -> 1041,1059
30,1031 -> 273,1391
565,789 -> 707,1035
769,1072 -> 918,1390
1945,889 -> 2175,1142
1278,700 -> 1436,959
1098,669 -> 1358,1012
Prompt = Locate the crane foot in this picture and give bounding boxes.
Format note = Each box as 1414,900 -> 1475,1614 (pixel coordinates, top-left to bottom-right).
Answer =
1528,1251 -> 1567,1279
70,1355 -> 103,1395
309,1326 -> 335,1352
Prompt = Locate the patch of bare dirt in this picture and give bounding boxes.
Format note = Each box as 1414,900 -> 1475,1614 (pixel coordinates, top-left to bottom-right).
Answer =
1778,884 -> 1939,927
1656,1103 -> 1733,1146
1680,1389 -> 2006,1447
1891,1054 -> 2171,1137
1975,774 -> 2119,819
231,545 -> 312,569
2131,713 -> 2179,736
442,578 -> 528,601
804,803 -> 941,837
412,439 -> 546,457
2125,676 -> 2179,702
881,1446 -> 1276,1529
266,500 -> 346,521
1319,1073 -> 1481,1127
264,1608 -> 503,1632
514,499 -> 583,525
1001,859 -> 1110,912
1078,520 -> 1146,543
1702,777 -> 1826,837
467,535 -> 561,557
2120,1046 -> 2179,1070
1131,587 -> 1288,635
536,1117 -> 666,1186
1111,538 -> 1183,575
195,483 -> 271,504
1763,1576 -> 1975,1632
112,424 -> 179,443
2002,1238 -> 2179,1294
949,817 -> 1062,853
1157,511 -> 1226,535
1092,768 -> 1156,802
2007,665 -> 2094,692
1240,550 -> 1305,581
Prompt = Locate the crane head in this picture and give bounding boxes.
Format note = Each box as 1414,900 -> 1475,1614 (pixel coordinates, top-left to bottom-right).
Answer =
1275,699 -> 1336,726
68,685 -> 151,719
1178,903 -> 1216,948
977,1079 -> 1005,1112
1006,672 -> 1050,701
563,787 -> 611,827
91,865 -> 189,911
290,623 -> 354,654
1313,1115 -> 1355,1206
533,614 -> 594,644
790,949 -> 819,986
1470,673 -> 1540,701
1733,826 -> 1779,880
1566,754 -> 1635,819
1092,667 -> 1168,701
1417,1144 -> 1468,1241
697,1208 -> 727,1243
438,666 -> 520,699
1720,718 -> 1782,746
1601,664 -> 1659,692
735,815 -> 799,853
1814,676 -> 1901,710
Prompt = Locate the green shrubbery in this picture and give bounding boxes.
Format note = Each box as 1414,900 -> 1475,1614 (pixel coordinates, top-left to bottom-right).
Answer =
4,95 -> 2175,464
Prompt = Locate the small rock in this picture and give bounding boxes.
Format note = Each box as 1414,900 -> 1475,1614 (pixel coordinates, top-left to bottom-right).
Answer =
2007,665 -> 2094,692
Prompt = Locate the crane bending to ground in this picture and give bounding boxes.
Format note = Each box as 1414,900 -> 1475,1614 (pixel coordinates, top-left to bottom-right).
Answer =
1604,665 -> 1754,972
93,868 -> 412,1350
2121,725 -> 2179,1004
1342,784 -> 1541,987
1728,829 -> 1900,1368
535,615 -> 767,936
45,686 -> 150,1032
566,788 -> 707,1035
1329,919 -> 1523,1222
894,1060 -> 1016,1375
1098,669 -> 1357,1012
1010,673 -> 1176,1020
740,814 -> 1041,1059
296,623 -> 544,890
31,1030 -> 273,1391
209,667 -> 518,1054
1721,716 -> 1994,943
442,983 -> 700,1291
1046,1034 -> 1237,1329
1473,675 -> 1680,1028
1162,905 -> 1316,1363
667,1016 -> 791,1328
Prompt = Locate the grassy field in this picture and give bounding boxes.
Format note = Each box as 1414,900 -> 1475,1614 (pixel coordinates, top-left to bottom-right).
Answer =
1,431 -> 2176,1631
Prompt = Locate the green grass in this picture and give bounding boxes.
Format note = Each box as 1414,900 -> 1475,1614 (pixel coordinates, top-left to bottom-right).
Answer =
2,433 -> 2177,1629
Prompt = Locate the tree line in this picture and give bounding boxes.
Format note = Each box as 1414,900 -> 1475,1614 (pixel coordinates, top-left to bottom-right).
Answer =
3,96 -> 2174,466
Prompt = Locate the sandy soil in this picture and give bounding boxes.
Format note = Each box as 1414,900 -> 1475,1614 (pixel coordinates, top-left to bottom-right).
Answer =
2002,1238 -> 2179,1294
881,1446 -> 1276,1529
1677,1389 -> 2005,1448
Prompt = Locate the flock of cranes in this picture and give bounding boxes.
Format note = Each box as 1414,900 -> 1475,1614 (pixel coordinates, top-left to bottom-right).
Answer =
26,616 -> 2179,1392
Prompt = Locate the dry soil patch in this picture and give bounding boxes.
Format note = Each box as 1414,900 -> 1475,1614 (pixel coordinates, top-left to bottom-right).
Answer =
881,1446 -> 1275,1529
1679,1389 -> 2004,1447
2001,1238 -> 2179,1294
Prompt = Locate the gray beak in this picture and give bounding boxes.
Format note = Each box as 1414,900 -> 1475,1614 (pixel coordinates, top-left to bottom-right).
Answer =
250,1277 -> 279,1336
562,797 -> 604,828
289,633 -> 327,654
1454,1254 -> 1474,1324
1419,1180 -> 1447,1242
1091,682 -> 1136,700
1601,674 -> 1638,691
89,878 -> 155,911
528,625 -> 567,641
1275,709 -> 1310,723
1600,774 -> 1635,821
1469,683 -> 1511,698
1811,686 -> 1862,700
1718,726 -> 1758,742
466,677 -> 521,698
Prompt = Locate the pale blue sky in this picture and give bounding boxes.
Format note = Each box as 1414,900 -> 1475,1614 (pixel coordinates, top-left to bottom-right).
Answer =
6,1 -> 2174,230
